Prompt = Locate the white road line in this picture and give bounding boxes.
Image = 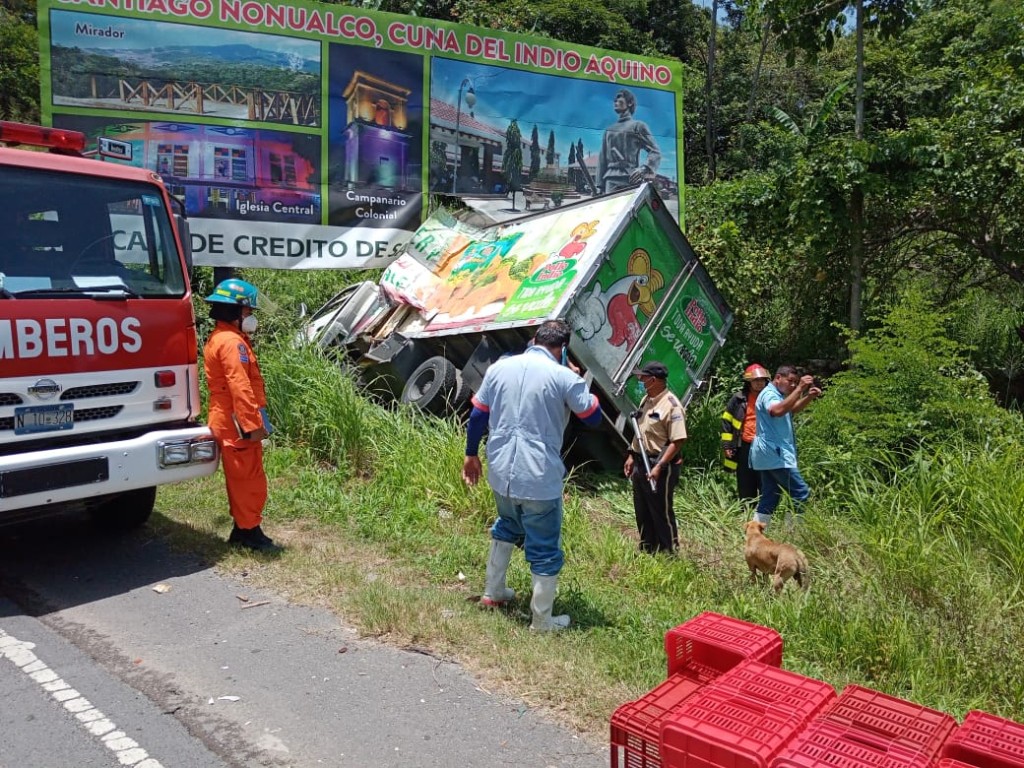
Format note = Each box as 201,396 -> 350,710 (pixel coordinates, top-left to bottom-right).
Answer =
0,627 -> 165,767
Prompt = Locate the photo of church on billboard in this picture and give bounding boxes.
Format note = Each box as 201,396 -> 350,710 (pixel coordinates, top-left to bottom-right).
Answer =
53,117 -> 322,224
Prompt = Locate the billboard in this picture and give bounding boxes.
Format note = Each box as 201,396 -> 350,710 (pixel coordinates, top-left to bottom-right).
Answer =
39,0 -> 684,269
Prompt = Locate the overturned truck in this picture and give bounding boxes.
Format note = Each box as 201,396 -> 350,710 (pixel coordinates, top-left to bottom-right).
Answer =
302,184 -> 732,469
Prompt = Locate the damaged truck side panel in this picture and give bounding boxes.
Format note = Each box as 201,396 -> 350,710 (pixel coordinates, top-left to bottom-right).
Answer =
302,184 -> 732,469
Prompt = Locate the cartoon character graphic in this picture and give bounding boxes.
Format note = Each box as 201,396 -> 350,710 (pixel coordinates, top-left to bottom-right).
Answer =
558,221 -> 599,260
568,247 -> 665,372
605,249 -> 663,346
427,219 -> 600,325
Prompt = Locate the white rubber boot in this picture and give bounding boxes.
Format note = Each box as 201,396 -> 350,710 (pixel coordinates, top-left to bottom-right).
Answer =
481,540 -> 516,607
753,512 -> 772,526
529,574 -> 570,631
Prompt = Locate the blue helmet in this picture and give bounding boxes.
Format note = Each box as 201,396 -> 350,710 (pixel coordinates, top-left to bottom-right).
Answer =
205,278 -> 258,309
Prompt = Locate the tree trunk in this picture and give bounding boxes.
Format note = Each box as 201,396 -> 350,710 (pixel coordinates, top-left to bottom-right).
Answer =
849,0 -> 865,332
849,187 -> 864,333
705,0 -> 718,181
854,0 -> 865,141
742,21 -> 772,141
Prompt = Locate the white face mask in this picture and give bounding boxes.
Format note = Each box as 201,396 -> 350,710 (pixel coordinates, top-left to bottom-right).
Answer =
240,314 -> 258,334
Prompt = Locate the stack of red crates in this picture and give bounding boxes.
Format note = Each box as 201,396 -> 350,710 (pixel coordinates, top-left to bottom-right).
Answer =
772,685 -> 956,768
659,659 -> 837,768
608,612 -> 1024,768
610,612 -> 784,768
664,611 -> 785,682
941,710 -> 1024,768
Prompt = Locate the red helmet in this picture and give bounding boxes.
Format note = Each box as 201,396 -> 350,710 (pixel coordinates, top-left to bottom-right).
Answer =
743,364 -> 770,381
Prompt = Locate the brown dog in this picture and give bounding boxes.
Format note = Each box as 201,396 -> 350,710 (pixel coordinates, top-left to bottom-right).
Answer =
743,520 -> 809,593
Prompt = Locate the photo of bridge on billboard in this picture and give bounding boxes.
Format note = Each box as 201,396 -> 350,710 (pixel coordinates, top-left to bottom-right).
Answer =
49,12 -> 322,127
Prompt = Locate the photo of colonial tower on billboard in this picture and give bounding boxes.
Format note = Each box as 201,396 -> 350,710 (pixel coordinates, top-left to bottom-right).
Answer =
327,44 -> 423,230
337,71 -> 413,190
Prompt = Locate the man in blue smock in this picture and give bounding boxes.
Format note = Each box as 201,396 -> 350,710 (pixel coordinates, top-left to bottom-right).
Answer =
462,320 -> 602,631
749,365 -> 822,526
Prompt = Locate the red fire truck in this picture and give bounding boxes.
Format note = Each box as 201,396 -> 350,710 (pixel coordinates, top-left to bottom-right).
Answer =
0,121 -> 218,528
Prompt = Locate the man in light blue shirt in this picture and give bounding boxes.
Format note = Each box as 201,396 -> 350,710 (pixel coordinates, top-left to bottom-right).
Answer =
749,365 -> 822,526
462,320 -> 601,631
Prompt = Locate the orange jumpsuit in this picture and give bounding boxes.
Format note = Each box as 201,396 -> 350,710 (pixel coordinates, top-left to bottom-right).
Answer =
204,321 -> 268,530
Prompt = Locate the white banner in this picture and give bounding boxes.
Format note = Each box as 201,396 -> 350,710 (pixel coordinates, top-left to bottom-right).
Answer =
187,218 -> 410,269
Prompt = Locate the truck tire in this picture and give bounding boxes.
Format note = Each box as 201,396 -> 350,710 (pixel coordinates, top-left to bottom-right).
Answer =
89,487 -> 157,531
401,356 -> 458,415
452,370 -> 471,409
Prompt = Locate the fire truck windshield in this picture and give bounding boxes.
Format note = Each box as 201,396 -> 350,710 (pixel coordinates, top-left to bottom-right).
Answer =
0,167 -> 186,299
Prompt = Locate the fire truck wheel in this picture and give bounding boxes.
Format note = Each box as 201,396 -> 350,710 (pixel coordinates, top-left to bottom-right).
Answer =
400,356 -> 458,415
90,487 -> 157,531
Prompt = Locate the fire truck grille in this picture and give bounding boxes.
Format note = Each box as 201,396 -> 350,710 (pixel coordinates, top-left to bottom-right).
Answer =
74,406 -> 124,423
61,382 -> 140,400
0,393 -> 24,406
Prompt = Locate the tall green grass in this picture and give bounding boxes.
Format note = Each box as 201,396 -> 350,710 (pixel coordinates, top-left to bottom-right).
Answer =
164,280 -> 1024,734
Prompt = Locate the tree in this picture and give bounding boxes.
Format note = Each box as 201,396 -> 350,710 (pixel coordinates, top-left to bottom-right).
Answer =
529,124 -> 541,180
503,120 -> 524,211
765,0 -> 917,331
0,6 -> 41,122
885,0 -> 1024,289
429,141 -> 449,190
546,130 -> 556,167
705,0 -> 719,180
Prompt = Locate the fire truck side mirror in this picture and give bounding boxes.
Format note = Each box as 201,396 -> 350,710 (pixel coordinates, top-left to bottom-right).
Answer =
175,215 -> 193,272
167,194 -> 193,271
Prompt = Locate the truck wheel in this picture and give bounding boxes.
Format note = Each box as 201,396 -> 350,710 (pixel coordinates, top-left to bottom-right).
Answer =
452,370 -> 471,409
90,487 -> 157,531
401,356 -> 458,415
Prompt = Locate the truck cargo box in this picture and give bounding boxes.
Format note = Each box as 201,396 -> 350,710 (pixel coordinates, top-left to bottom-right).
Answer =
304,183 -> 732,468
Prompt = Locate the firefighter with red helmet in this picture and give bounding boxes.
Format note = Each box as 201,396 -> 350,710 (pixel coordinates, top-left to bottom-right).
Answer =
203,278 -> 282,553
721,364 -> 771,507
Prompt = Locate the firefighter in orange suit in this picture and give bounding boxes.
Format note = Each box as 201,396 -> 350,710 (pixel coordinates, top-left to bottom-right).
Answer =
203,278 -> 282,552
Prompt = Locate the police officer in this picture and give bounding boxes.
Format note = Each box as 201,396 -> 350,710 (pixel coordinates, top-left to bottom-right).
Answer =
203,278 -> 281,553
624,361 -> 687,554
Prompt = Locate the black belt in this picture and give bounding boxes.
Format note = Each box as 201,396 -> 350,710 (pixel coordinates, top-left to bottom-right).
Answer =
630,450 -> 681,465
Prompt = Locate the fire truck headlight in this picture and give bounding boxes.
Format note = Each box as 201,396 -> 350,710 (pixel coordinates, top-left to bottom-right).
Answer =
158,441 -> 192,467
190,439 -> 218,463
159,437 -> 218,467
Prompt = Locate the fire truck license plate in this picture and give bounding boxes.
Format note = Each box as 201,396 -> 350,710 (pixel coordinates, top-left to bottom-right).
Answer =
14,404 -> 74,435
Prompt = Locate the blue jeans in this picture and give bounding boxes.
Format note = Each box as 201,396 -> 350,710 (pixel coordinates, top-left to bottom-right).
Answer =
756,467 -> 811,518
490,493 -> 564,577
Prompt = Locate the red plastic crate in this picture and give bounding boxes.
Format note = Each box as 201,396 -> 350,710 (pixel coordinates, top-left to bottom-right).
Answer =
941,710 -> 1024,768
819,685 -> 956,759
660,660 -> 837,768
664,612 -> 783,681
772,720 -> 936,768
610,674 -> 704,768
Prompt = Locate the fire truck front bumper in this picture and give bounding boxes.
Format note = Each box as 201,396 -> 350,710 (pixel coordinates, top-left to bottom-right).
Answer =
0,426 -> 219,513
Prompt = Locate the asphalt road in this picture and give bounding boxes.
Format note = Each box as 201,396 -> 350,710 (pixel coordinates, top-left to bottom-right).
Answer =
0,512 -> 606,768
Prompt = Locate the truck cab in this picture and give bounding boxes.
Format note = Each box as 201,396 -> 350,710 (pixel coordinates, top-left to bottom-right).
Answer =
0,122 -> 218,528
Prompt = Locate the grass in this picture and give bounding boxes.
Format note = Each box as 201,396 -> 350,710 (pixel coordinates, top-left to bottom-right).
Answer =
157,308 -> 1024,742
